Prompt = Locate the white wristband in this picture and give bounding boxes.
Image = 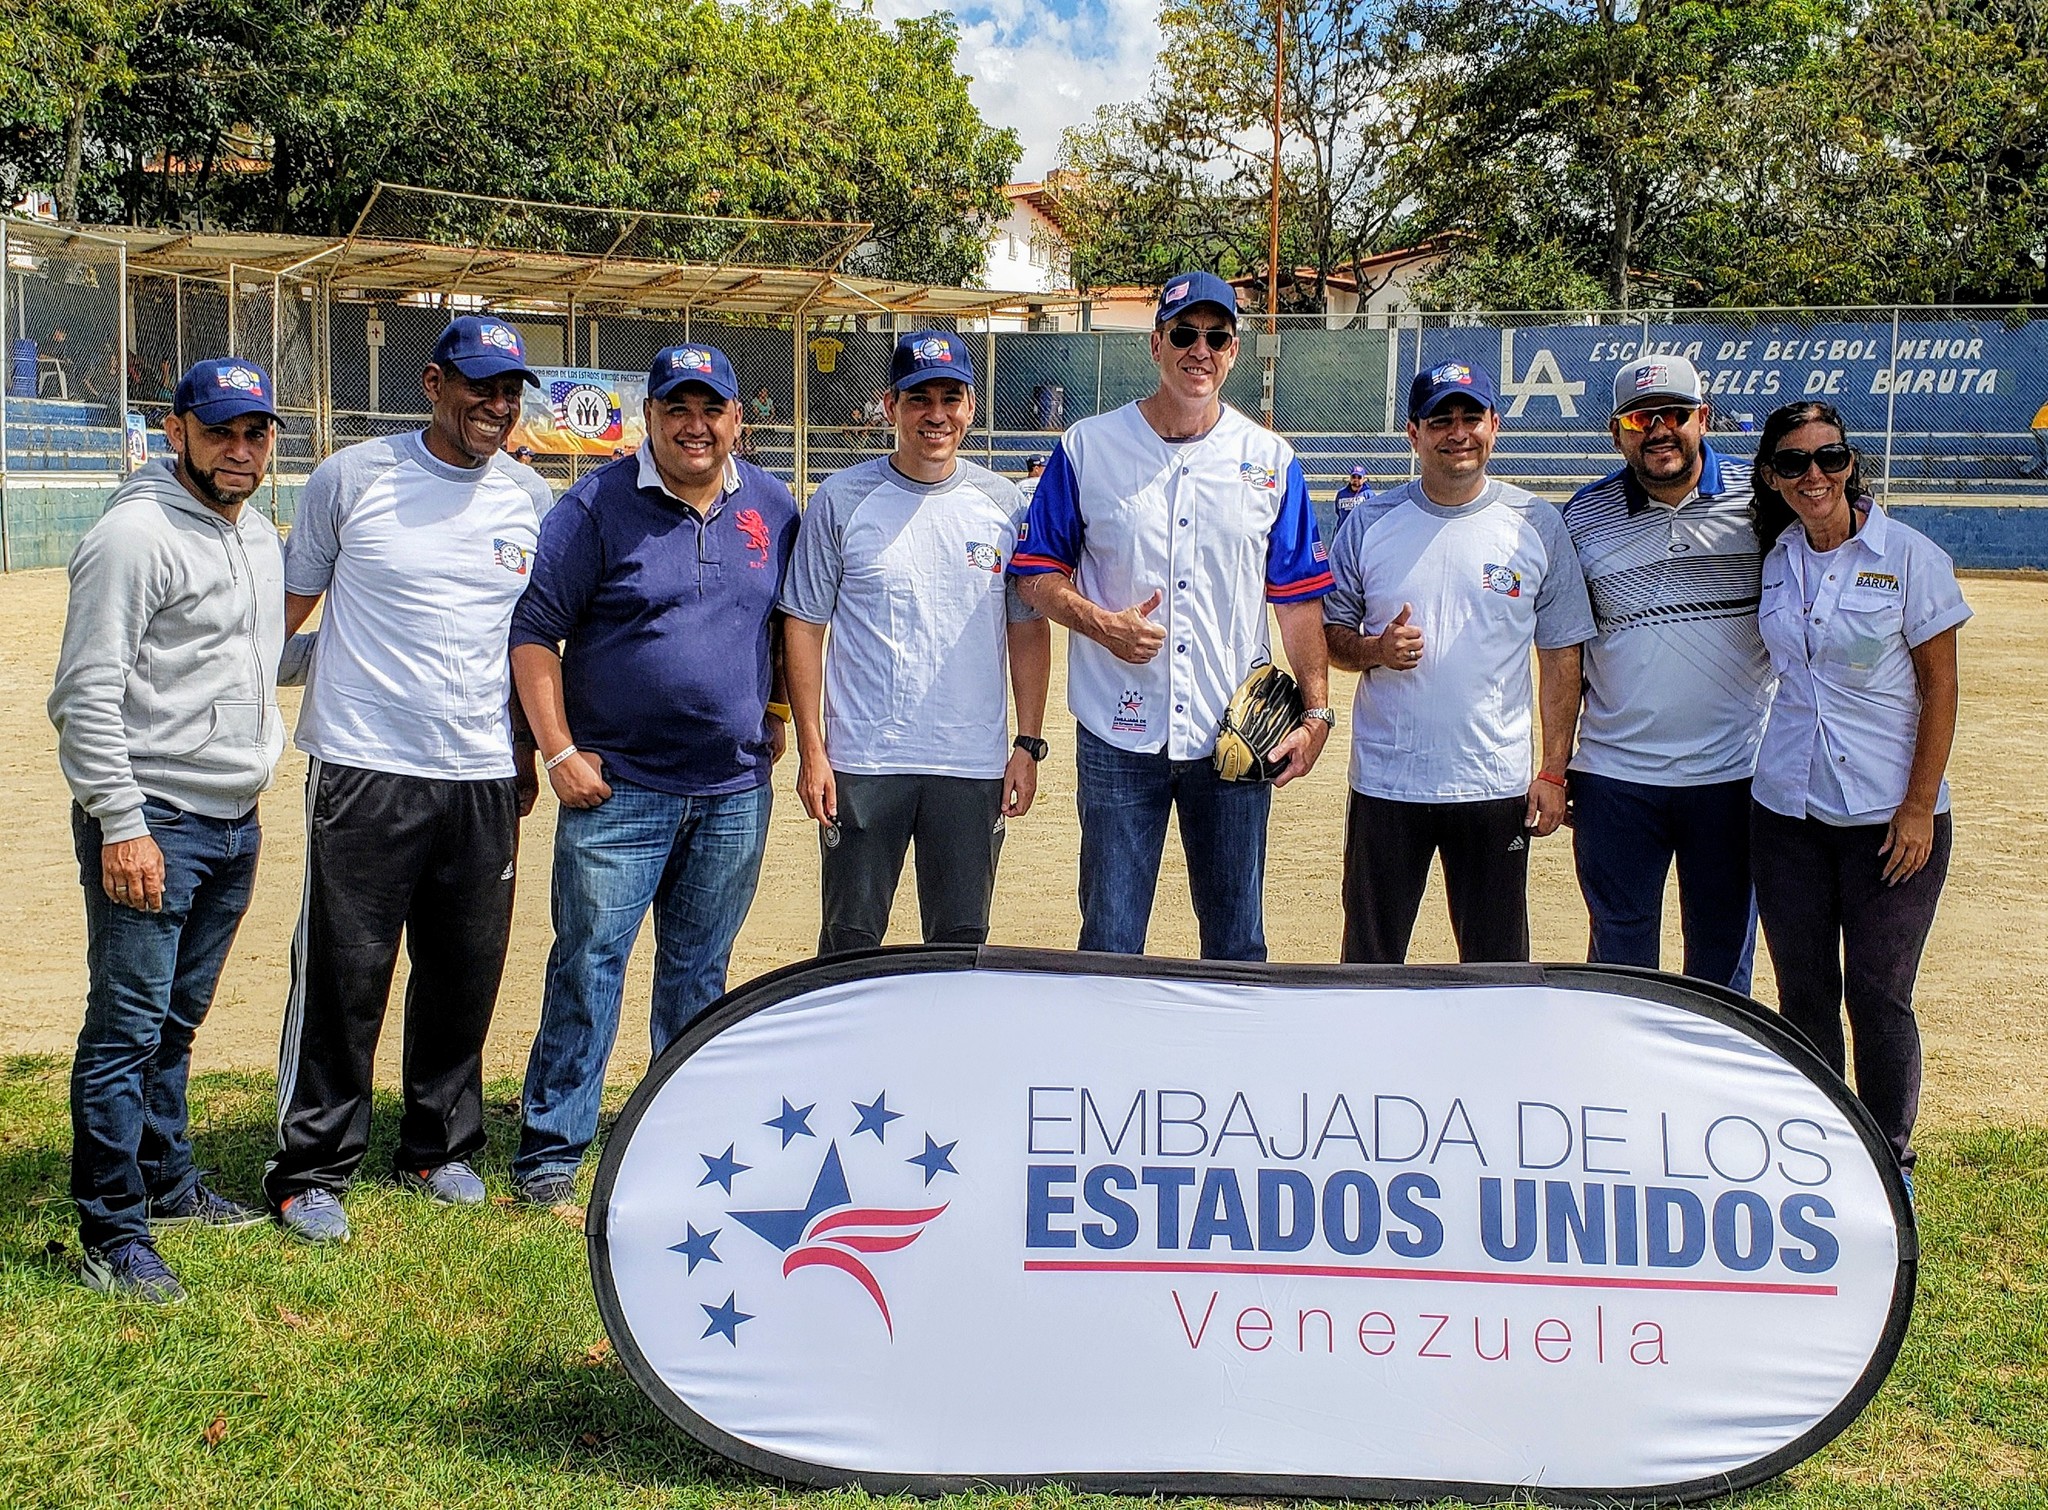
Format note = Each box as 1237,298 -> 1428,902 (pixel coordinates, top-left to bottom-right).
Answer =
543,744 -> 580,772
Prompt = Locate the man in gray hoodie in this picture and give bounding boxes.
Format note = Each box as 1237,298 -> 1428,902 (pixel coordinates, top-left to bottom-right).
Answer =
49,358 -> 286,1302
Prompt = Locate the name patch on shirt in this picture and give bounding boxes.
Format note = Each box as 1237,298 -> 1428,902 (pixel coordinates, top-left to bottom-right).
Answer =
1853,570 -> 1901,594
493,539 -> 532,576
1239,462 -> 1277,490
965,541 -> 1003,573
1482,562 -> 1522,598
1112,689 -> 1148,733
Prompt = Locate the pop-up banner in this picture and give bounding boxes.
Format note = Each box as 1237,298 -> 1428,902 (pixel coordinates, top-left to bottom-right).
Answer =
590,949 -> 1914,1505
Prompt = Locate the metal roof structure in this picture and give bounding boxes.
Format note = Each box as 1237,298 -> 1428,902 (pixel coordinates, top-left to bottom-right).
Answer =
75,183 -> 1074,320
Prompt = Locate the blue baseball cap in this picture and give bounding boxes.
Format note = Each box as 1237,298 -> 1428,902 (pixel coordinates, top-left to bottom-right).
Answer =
890,330 -> 975,392
1408,360 -> 1499,419
1155,271 -> 1238,326
173,359 -> 279,425
431,316 -> 538,387
649,344 -> 741,403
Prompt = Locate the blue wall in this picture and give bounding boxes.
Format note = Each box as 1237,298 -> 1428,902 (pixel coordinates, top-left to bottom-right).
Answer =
5,472 -> 2044,573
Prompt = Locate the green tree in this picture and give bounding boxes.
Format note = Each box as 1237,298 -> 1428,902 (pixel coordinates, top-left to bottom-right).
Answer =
1054,0 -> 1421,310
2,0 -> 1017,281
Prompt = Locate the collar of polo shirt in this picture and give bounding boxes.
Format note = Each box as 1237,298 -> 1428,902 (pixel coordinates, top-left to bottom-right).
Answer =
1621,441 -> 1730,515
636,437 -> 740,506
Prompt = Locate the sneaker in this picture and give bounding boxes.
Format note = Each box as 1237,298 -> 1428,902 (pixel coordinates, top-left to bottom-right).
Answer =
150,1182 -> 265,1230
80,1238 -> 186,1303
512,1168 -> 576,1208
277,1187 -> 352,1244
398,1161 -> 486,1206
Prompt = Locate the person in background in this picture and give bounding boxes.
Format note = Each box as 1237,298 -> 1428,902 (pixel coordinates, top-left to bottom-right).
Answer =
1019,454 -> 1046,501
1333,464 -> 1373,524
1748,398 -> 1969,1181
49,359 -> 285,1301
1559,355 -> 1769,991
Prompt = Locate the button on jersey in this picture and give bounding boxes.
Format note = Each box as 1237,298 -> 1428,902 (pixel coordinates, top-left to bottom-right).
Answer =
1009,402 -> 1330,759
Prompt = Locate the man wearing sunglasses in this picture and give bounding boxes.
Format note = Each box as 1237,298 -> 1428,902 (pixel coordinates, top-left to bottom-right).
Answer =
1011,271 -> 1333,960
1556,354 -> 1771,991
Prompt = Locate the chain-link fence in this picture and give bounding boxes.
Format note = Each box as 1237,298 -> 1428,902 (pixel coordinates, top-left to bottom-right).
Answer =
7,242 -> 2047,572
0,220 -> 128,566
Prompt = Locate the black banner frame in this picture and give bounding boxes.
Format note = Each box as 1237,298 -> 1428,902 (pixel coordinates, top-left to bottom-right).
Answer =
588,947 -> 1918,1507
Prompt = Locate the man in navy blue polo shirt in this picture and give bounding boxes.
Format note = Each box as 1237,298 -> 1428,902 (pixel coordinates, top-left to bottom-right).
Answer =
507,343 -> 799,1207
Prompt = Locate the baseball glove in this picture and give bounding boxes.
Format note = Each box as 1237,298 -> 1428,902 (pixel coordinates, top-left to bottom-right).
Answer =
1213,661 -> 1305,782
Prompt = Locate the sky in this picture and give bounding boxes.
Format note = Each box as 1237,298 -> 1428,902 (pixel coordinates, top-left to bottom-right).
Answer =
864,0 -> 1163,177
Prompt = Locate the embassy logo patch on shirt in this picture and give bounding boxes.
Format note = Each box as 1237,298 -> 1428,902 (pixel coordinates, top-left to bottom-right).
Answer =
1853,570 -> 1901,594
493,539 -> 532,575
965,541 -> 1002,573
1239,462 -> 1277,490
1482,562 -> 1522,598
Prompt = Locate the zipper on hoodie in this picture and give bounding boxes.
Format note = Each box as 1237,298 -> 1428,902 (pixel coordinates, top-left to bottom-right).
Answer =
210,510 -> 270,745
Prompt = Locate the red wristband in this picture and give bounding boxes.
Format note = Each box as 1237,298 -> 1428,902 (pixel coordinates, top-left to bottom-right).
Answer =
1536,770 -> 1568,789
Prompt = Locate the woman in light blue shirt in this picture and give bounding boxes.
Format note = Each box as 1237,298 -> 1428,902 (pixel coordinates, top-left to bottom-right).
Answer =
1747,400 -> 1969,1179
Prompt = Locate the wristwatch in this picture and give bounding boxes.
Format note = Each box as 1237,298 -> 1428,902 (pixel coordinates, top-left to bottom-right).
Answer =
1300,707 -> 1337,729
1013,734 -> 1049,762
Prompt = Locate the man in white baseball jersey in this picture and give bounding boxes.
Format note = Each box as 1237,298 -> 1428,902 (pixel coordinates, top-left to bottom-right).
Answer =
782,330 -> 1051,954
1010,272 -> 1334,961
1560,354 -> 1769,990
265,316 -> 552,1243
1322,361 -> 1594,963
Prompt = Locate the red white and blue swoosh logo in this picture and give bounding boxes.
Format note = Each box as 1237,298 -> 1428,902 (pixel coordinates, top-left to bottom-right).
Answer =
680,1093 -> 959,1345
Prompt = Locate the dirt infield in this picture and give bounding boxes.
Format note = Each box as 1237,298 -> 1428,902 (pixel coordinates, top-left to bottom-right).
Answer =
3,567 -> 2043,1129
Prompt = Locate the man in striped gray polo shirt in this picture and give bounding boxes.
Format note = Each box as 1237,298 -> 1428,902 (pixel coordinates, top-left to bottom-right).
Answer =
1559,355 -> 1772,991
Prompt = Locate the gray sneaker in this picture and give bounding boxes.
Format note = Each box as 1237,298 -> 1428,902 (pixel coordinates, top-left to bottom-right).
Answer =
277,1187 -> 351,1244
512,1168 -> 576,1208
80,1238 -> 187,1303
398,1160 -> 486,1206
150,1182 -> 265,1230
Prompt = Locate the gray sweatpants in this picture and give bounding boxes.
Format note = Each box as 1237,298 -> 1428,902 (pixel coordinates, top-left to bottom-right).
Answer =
817,771 -> 1004,955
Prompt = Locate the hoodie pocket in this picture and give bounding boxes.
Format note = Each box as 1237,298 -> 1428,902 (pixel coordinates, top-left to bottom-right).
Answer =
154,700 -> 266,759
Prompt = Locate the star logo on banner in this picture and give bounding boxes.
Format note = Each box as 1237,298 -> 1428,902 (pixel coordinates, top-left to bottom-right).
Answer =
852,1092 -> 903,1142
765,1098 -> 816,1147
700,1292 -> 752,1345
674,1091 -> 959,1344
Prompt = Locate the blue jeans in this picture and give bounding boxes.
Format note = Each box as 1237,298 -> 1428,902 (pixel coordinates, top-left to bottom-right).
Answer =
1569,771 -> 1756,993
1074,723 -> 1271,960
70,799 -> 260,1251
515,777 -> 771,1182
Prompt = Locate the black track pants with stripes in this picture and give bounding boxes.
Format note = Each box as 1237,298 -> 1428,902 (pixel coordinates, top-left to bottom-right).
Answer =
265,759 -> 518,1208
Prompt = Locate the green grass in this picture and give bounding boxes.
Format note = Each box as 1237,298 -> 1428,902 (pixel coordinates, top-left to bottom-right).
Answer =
0,1054 -> 2042,1509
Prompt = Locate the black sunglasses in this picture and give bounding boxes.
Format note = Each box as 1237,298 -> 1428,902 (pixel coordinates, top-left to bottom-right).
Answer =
1166,325 -> 1235,351
1767,443 -> 1854,480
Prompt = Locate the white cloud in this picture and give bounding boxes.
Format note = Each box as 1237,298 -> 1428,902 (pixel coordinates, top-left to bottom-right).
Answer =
866,0 -> 1163,176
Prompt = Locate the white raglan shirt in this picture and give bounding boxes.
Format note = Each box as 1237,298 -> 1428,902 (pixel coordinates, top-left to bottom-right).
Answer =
285,430 -> 550,779
1322,479 -> 1595,803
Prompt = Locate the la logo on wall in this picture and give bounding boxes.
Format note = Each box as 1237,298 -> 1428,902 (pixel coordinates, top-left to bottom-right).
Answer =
593,948 -> 1913,1504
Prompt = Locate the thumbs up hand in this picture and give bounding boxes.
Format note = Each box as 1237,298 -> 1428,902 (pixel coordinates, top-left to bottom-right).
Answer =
1376,603 -> 1424,671
1102,588 -> 1167,664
